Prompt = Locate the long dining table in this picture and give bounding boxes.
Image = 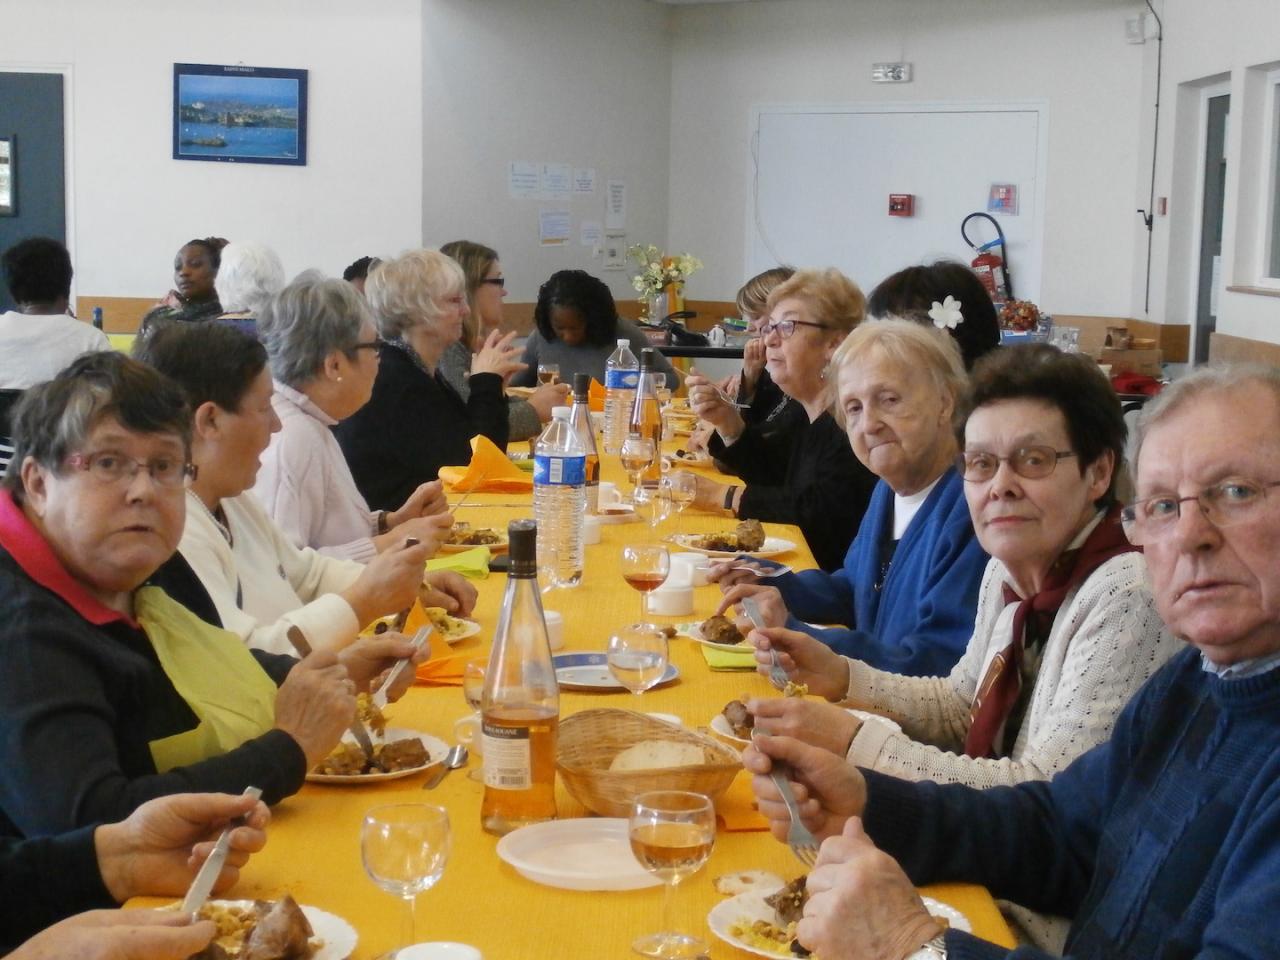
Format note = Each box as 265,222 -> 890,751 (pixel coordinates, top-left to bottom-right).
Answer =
139,438 -> 1016,958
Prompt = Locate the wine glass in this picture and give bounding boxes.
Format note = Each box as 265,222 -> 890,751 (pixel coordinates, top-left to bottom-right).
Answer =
537,541 -> 560,595
665,474 -> 696,533
461,658 -> 487,781
620,434 -> 657,505
628,791 -> 716,958
361,804 -> 451,958
607,624 -> 669,696
648,482 -> 673,530
537,362 -> 560,385
621,544 -> 670,621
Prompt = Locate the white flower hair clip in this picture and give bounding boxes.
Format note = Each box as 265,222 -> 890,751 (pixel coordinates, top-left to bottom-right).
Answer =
929,296 -> 964,330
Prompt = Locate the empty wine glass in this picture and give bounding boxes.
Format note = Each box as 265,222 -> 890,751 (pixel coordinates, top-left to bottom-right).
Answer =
620,434 -> 657,504
361,804 -> 451,958
629,791 -> 716,958
621,544 -> 670,620
665,474 -> 696,533
648,482 -> 673,530
537,541 -> 560,595
607,624 -> 669,696
461,658 -> 487,781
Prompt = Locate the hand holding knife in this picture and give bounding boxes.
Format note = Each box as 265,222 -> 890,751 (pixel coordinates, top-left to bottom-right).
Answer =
180,785 -> 263,918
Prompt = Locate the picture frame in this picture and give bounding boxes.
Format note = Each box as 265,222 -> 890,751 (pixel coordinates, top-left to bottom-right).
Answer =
172,63 -> 308,166
0,135 -> 15,216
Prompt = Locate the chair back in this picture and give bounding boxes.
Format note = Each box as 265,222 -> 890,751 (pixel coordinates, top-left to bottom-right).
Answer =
0,388 -> 24,477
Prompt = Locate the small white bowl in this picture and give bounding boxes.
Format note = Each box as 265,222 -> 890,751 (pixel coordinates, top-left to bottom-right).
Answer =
397,944 -> 482,960
646,584 -> 694,616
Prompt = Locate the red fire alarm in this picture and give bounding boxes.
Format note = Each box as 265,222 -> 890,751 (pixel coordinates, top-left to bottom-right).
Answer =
889,194 -> 915,217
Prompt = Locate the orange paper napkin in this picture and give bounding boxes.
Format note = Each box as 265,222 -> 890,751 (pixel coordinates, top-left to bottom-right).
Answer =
438,435 -> 533,492
717,770 -> 771,831
378,600 -> 470,686
588,378 -> 605,412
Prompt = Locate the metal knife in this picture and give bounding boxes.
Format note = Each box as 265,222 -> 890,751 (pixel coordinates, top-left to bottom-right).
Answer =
285,626 -> 377,762
371,624 -> 432,709
180,785 -> 262,917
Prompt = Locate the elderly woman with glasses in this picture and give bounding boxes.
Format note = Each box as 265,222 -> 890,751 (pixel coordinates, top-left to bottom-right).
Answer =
438,240 -> 568,441
713,321 -> 990,676
676,268 -> 877,571
0,352 -> 424,838
335,249 -> 525,512
252,272 -> 453,562
743,345 -> 1180,949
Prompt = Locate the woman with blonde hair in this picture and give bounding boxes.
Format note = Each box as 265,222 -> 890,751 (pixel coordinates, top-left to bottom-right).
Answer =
334,249 -> 525,511
676,268 -> 877,571
438,240 -> 566,441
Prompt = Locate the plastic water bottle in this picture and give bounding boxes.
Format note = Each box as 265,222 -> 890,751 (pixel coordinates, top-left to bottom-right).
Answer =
533,406 -> 587,588
602,338 -> 639,455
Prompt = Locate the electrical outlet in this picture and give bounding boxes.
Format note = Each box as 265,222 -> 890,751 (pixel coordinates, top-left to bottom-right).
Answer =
872,62 -> 912,83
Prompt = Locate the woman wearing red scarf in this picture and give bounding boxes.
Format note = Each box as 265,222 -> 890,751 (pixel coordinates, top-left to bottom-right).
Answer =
744,345 -> 1181,950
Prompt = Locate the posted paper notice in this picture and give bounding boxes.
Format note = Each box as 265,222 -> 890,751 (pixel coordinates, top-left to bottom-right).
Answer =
573,168 -> 596,194
606,180 -> 627,230
539,209 -> 571,246
508,161 -> 539,198
580,220 -> 603,248
541,163 -> 571,197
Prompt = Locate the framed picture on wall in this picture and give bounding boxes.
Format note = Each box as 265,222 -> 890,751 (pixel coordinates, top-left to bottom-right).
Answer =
172,63 -> 308,166
0,136 -> 14,216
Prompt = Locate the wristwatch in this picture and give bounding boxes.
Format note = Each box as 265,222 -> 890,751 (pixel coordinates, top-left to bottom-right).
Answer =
916,933 -> 948,958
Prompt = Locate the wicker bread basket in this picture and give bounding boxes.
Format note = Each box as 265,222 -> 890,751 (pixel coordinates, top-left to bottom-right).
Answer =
557,708 -> 742,817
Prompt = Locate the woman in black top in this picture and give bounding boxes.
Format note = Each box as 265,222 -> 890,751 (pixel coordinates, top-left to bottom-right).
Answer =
334,249 -> 525,511
677,268 -> 877,571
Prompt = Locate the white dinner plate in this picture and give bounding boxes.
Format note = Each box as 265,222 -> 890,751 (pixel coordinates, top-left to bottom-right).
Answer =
440,534 -> 509,554
198,900 -> 358,960
669,535 -> 797,559
552,652 -> 679,691
595,503 -> 642,524
673,620 -> 750,649
708,890 -> 968,958
496,818 -> 661,890
306,729 -> 448,784
709,709 -> 902,747
438,618 -> 482,645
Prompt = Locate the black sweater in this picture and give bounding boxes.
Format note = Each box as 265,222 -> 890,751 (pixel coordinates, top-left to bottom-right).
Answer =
0,825 -> 113,951
334,342 -> 509,511
0,550 -> 304,840
710,411 -> 876,572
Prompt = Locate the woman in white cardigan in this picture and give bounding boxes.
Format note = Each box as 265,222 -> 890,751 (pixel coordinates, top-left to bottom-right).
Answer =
138,322 -> 475,655
746,345 -> 1180,949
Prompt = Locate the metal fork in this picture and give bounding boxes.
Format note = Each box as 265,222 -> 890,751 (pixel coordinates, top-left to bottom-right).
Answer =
752,730 -> 820,866
740,595 -> 789,691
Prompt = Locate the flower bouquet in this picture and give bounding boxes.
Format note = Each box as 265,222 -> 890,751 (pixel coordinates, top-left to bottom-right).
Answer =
628,245 -> 703,320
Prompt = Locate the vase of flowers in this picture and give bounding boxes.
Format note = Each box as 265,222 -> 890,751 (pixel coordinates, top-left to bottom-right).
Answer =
627,245 -> 703,322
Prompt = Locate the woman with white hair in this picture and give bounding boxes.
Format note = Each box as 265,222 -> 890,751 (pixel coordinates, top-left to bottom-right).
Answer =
213,242 -> 285,336
334,249 -> 525,511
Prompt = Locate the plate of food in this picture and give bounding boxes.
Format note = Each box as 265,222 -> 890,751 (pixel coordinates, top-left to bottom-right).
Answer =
666,447 -> 713,468
553,652 -> 679,691
670,520 -> 795,559
190,896 -> 358,960
495,818 -> 661,891
674,615 -> 749,649
595,502 -> 641,524
424,607 -> 482,644
440,522 -> 509,553
307,727 -> 448,784
506,385 -> 537,399
708,877 -> 969,959
710,700 -> 903,746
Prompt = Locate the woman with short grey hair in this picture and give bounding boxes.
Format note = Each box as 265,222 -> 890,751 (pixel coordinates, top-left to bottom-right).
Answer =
253,270 -> 452,562
334,248 -> 524,512
214,242 -> 285,334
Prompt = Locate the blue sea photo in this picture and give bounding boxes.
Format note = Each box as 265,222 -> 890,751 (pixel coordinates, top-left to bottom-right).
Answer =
175,71 -> 303,162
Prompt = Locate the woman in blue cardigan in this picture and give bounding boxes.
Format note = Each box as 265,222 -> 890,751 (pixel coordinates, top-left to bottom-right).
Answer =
716,319 -> 988,677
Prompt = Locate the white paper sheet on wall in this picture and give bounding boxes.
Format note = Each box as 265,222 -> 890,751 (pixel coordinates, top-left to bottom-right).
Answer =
580,220 -> 602,247
540,209 -> 571,246
508,161 -> 539,198
573,168 -> 596,194
606,180 -> 627,230
603,232 -> 626,270
541,163 -> 571,197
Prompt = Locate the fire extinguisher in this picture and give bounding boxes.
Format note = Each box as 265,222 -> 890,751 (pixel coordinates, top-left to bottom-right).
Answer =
961,212 -> 1013,306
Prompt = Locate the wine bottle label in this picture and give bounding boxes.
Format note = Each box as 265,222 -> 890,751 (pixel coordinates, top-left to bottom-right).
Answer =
481,720 -> 532,790
533,454 -> 586,486
605,369 -> 639,389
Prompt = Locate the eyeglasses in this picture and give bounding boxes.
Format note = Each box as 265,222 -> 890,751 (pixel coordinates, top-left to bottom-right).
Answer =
957,446 -> 1077,483
348,337 -> 384,354
65,451 -> 197,488
759,318 -> 831,339
1120,478 -> 1280,545
478,277 -> 505,287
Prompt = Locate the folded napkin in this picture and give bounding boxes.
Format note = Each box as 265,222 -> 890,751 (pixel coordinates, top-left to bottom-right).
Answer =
700,643 -> 758,671
717,770 -> 770,831
438,435 -> 533,492
426,546 -> 491,580
588,377 -> 605,412
394,600 -> 473,686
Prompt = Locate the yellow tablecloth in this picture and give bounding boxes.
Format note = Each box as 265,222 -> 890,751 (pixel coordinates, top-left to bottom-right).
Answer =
136,443 -> 1016,957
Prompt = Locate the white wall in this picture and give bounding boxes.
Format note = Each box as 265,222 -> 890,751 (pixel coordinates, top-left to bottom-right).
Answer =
666,0 -> 1149,319
1147,0 -> 1280,346
420,0 -> 673,305
0,0 -> 424,299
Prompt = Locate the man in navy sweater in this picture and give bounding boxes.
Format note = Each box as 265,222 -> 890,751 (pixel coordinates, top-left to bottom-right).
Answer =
746,364 -> 1280,959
